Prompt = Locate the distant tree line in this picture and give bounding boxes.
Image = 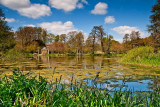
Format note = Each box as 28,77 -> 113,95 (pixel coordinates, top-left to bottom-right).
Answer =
0,0 -> 160,55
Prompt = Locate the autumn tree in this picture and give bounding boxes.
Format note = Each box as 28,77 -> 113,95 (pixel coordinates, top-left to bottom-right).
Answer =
110,40 -> 124,53
74,32 -> 84,55
89,26 -> 98,54
106,34 -> 113,54
95,25 -> 106,52
66,31 -> 77,53
0,8 -> 15,53
85,36 -> 94,53
59,34 -> 67,43
15,26 -> 48,52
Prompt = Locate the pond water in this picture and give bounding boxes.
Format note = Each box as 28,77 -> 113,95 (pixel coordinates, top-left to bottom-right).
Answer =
0,56 -> 160,91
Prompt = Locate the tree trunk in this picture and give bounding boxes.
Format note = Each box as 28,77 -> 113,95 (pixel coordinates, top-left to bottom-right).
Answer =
92,36 -> 95,54
106,39 -> 111,54
100,33 -> 105,52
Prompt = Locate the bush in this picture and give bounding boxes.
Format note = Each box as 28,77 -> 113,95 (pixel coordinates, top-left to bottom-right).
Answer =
120,46 -> 154,61
120,46 -> 160,66
3,48 -> 28,59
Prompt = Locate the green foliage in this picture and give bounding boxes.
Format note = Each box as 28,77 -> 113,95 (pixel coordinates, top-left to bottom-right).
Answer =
0,70 -> 160,106
0,9 -> 15,52
3,49 -> 28,59
120,46 -> 160,66
54,35 -> 59,42
0,70 -> 48,106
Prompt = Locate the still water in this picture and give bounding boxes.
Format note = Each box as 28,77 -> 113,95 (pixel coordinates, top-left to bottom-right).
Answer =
0,56 -> 160,91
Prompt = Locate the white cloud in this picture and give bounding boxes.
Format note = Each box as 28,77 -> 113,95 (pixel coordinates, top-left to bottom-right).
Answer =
17,4 -> 51,19
0,0 -> 51,19
39,21 -> 77,34
0,0 -> 30,10
112,26 -> 145,37
105,16 -> 115,24
24,24 -> 35,27
49,0 -> 78,12
77,3 -> 83,9
81,0 -> 88,4
91,2 -> 108,15
5,18 -> 15,23
112,26 -> 140,35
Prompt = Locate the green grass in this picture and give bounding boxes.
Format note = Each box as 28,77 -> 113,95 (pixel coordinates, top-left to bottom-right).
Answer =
120,46 -> 160,66
0,70 -> 160,106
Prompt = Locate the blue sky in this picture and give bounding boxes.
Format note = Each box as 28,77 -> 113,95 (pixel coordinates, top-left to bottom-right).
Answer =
0,0 -> 156,42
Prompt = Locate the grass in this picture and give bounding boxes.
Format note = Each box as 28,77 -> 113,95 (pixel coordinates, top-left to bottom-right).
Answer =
119,46 -> 160,67
0,70 -> 160,106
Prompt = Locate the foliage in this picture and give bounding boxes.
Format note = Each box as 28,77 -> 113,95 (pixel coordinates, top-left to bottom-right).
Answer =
2,48 -> 29,59
0,70 -> 160,106
110,40 -> 124,53
148,0 -> 160,51
15,26 -> 47,49
120,46 -> 160,66
0,8 -> 15,53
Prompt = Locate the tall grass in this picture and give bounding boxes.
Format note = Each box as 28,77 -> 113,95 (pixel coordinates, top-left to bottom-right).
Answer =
0,70 -> 160,106
120,46 -> 160,66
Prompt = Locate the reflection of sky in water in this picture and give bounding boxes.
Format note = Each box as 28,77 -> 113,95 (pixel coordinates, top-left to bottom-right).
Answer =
84,79 -> 153,91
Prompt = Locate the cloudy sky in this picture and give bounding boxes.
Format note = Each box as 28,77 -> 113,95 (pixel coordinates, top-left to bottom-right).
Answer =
0,0 -> 156,42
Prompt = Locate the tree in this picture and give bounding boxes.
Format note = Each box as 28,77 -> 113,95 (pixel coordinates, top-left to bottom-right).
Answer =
15,26 -> 48,52
130,31 -> 140,41
47,33 -> 55,43
59,34 -> 67,43
106,34 -> 113,54
85,36 -> 94,53
54,35 -> 59,42
110,40 -> 124,53
95,25 -> 106,52
123,34 -> 129,43
89,26 -> 98,54
66,31 -> 77,53
130,31 -> 141,48
74,32 -> 84,55
41,29 -> 48,43
0,8 -> 15,53
148,0 -> 160,52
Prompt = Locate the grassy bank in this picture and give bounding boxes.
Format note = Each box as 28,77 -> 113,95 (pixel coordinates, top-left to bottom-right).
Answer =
119,46 -> 160,67
0,70 -> 160,106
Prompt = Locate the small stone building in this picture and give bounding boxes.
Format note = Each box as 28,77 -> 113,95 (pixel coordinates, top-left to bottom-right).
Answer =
41,47 -> 48,55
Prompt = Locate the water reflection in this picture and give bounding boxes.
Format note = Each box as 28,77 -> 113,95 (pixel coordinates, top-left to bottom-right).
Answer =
0,56 -> 160,91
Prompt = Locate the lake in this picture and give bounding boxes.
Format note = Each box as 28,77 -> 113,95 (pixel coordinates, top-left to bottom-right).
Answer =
0,56 -> 160,91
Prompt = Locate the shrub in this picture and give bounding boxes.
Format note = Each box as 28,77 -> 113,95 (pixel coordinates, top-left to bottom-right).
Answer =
3,48 -> 28,59
120,46 -> 154,62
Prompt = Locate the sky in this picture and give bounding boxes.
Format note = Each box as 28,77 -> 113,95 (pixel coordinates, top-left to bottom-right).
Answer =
0,0 -> 157,42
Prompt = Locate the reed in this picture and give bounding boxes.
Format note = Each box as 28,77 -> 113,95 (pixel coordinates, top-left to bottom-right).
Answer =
0,70 -> 160,106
